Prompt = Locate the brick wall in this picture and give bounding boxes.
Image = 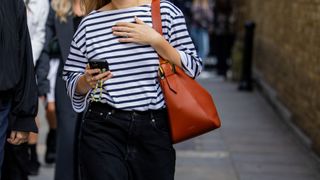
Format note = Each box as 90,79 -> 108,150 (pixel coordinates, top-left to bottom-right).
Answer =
235,0 -> 320,154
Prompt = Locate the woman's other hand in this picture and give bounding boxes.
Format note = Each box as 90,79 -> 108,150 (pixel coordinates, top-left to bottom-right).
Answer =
112,17 -> 162,46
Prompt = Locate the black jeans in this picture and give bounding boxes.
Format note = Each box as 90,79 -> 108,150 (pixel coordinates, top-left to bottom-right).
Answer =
79,102 -> 176,180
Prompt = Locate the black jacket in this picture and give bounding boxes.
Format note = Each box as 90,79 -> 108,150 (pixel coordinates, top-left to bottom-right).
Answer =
0,0 -> 38,133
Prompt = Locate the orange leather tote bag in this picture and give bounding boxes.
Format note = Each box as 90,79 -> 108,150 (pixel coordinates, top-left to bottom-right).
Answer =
151,0 -> 221,144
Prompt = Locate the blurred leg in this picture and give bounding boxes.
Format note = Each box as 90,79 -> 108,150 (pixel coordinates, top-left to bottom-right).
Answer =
27,117 -> 40,175
45,102 -> 57,164
190,26 -> 200,54
197,29 -> 206,59
45,59 -> 59,164
202,28 -> 210,59
46,102 -> 57,129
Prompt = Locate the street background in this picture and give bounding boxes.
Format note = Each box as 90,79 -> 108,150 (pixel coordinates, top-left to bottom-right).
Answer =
25,0 -> 320,178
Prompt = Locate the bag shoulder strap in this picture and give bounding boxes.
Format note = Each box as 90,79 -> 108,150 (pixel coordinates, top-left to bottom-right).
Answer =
151,0 -> 162,35
151,0 -> 168,64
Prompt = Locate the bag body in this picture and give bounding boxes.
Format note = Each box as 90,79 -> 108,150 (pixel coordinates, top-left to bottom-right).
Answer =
151,0 -> 221,144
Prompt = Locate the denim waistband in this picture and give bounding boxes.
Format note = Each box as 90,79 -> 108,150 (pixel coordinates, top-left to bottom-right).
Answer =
87,102 -> 167,121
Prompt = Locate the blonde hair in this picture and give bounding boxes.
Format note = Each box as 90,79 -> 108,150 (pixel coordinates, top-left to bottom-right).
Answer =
81,0 -> 111,15
51,0 -> 72,22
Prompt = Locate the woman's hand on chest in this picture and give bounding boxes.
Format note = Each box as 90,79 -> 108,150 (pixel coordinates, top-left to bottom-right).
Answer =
112,17 -> 162,46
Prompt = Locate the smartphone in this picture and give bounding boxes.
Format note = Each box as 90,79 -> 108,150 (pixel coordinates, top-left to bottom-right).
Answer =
89,59 -> 109,72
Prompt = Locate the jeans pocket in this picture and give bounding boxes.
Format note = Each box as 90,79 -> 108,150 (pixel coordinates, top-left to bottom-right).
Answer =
150,117 -> 170,135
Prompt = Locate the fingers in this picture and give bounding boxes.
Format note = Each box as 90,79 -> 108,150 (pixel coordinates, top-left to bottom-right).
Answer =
113,18 -> 145,32
118,38 -> 136,43
86,74 -> 98,89
84,67 -> 100,88
135,16 -> 145,24
112,24 -> 135,39
115,22 -> 135,28
112,18 -> 144,32
15,132 -> 27,144
86,68 -> 101,76
85,69 -> 113,88
112,26 -> 133,32
113,31 -> 133,38
7,131 -> 29,145
92,71 -> 111,81
101,72 -> 113,81
8,131 -> 16,142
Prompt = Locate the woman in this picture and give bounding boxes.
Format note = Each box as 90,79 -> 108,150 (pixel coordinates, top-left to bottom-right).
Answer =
190,0 -> 213,59
37,0 -> 84,179
0,0 -> 38,178
63,0 -> 202,179
212,0 -> 235,77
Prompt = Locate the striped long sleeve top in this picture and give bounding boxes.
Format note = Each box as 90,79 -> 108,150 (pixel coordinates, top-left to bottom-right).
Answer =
63,1 -> 202,112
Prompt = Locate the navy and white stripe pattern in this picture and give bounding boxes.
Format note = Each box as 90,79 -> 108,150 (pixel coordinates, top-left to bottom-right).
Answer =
63,1 -> 202,112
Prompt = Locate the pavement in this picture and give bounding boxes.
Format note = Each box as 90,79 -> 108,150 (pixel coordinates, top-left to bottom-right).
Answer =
30,70 -> 320,180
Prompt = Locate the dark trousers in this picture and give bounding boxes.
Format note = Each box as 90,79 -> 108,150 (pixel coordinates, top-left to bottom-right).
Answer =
1,143 -> 29,180
79,102 -> 176,180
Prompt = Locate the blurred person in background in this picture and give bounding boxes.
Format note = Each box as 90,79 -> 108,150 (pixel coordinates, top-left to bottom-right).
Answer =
212,0 -> 235,77
0,0 -> 38,179
190,0 -> 214,60
24,0 -> 50,175
37,0 -> 84,179
171,0 -> 193,27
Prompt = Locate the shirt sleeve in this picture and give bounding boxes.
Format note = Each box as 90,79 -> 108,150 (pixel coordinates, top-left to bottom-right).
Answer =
167,7 -> 203,78
63,38 -> 89,113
